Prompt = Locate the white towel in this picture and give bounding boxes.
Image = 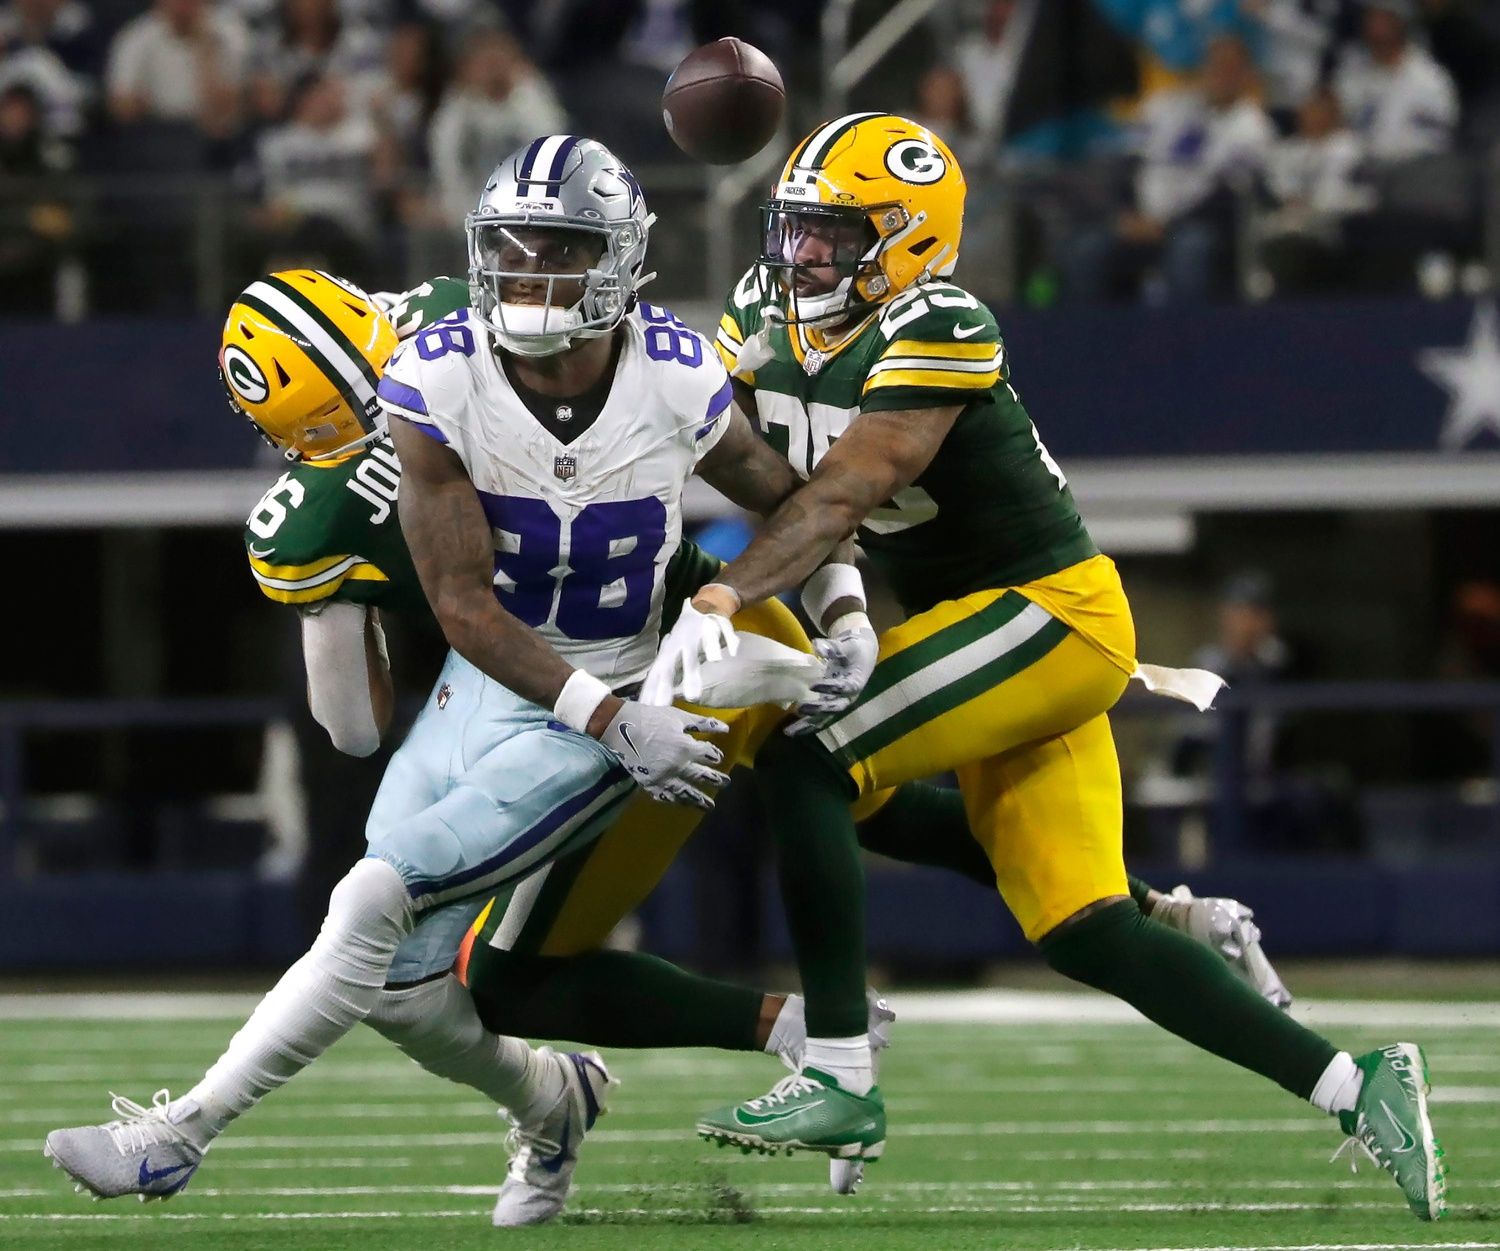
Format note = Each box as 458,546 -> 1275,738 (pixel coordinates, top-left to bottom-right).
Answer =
1130,663 -> 1226,712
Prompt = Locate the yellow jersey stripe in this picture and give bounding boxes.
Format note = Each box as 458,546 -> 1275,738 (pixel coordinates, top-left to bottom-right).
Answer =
343,565 -> 390,584
863,367 -> 1000,394
248,550 -> 351,581
718,313 -> 744,345
255,581 -> 341,606
251,553 -> 365,592
885,339 -> 999,361
869,354 -> 1000,376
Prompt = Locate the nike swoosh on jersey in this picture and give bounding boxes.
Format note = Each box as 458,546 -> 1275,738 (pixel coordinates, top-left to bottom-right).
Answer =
952,324 -> 985,339
248,544 -> 276,559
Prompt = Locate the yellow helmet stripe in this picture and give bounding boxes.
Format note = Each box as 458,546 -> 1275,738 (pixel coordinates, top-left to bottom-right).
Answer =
793,112 -> 892,171
236,290 -> 361,421
241,279 -> 379,427
265,273 -> 382,398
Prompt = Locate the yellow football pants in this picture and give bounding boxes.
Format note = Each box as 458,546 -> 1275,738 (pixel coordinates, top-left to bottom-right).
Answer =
813,554 -> 1136,941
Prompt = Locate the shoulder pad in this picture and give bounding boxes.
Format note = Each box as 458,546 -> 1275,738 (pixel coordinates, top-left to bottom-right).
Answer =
381,276 -> 471,340
875,283 -> 997,344
376,309 -> 480,443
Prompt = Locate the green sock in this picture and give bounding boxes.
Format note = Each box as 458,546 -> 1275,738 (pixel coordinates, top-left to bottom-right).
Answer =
467,945 -> 764,1051
1038,899 -> 1335,1099
1127,875 -> 1156,909
756,733 -> 869,1038
856,782 -> 994,887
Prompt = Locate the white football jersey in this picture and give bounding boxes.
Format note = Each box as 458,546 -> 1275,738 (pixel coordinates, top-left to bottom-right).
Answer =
378,302 -> 732,690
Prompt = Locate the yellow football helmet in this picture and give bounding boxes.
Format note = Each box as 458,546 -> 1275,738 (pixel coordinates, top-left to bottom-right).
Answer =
759,112 -> 966,325
220,269 -> 398,461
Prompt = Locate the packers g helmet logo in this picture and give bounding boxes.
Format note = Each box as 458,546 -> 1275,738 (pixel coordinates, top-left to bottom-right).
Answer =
884,138 -> 946,185
222,344 -> 270,404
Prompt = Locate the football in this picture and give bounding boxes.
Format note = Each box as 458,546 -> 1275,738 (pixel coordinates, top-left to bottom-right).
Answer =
662,37 -> 785,165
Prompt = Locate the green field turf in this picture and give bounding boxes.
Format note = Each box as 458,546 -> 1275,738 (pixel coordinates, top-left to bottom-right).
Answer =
1,989 -> 1496,1251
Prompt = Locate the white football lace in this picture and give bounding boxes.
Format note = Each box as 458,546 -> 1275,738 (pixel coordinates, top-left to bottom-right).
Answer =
745,1072 -> 821,1111
103,1089 -> 187,1154
1330,1131 -> 1382,1173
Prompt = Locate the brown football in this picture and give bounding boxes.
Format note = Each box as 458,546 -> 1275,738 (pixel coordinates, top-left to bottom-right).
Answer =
662,37 -> 785,165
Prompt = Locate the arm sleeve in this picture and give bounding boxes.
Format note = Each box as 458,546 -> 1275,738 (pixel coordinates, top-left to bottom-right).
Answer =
301,600 -> 383,757
860,292 -> 1005,414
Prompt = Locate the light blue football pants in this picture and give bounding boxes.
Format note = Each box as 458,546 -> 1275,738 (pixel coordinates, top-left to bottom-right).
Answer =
366,650 -> 635,982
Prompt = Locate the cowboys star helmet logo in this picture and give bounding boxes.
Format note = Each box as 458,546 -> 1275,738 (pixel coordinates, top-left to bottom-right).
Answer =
554,454 -> 577,481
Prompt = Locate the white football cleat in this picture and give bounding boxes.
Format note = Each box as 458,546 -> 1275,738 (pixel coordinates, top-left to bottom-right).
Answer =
492,1048 -> 613,1228
1153,884 -> 1293,1010
44,1089 -> 204,1201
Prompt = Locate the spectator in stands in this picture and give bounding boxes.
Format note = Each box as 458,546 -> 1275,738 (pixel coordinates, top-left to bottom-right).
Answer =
248,0 -> 385,122
105,0 -> 250,139
1170,570 -> 1295,783
914,64 -> 982,167
1258,84 -> 1373,292
255,68 -> 394,270
1419,0 -> 1500,148
1093,0 -> 1258,98
369,20 -> 435,173
953,0 -> 1023,143
1239,0 -> 1345,117
0,0 -> 99,76
1063,35 -> 1273,302
0,0 -> 99,136
1333,0 -> 1457,161
0,81 -> 75,312
426,28 -> 563,222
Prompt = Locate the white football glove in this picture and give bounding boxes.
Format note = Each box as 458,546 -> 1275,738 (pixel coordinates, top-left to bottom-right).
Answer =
640,600 -> 739,707
599,700 -> 730,809
786,614 -> 880,737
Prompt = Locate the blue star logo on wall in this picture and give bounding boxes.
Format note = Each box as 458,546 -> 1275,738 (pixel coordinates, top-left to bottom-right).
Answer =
1417,301 -> 1500,449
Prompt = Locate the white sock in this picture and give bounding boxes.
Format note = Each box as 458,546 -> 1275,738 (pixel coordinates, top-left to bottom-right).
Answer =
1310,1051 -> 1362,1116
176,858 -> 412,1147
366,975 -> 562,1124
804,1034 -> 872,1096
763,995 -> 805,1067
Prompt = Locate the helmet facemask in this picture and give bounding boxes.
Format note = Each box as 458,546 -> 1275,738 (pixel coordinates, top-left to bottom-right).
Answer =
756,202 -> 889,327
467,217 -> 636,356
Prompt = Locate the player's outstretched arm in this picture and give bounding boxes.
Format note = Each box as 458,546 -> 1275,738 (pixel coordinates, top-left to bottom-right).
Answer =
698,404 -> 962,615
388,414 -> 578,710
389,415 -> 729,807
692,404 -> 802,517
300,601 -> 394,756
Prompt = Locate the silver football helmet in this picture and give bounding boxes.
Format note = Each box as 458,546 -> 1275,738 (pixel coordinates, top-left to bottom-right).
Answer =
466,135 -> 655,356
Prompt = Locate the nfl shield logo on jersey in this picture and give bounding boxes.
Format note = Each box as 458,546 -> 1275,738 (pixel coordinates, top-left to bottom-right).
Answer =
554,454 -> 577,482
436,683 -> 452,710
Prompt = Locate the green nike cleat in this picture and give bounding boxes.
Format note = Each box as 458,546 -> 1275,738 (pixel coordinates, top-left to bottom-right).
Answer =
1333,1042 -> 1448,1221
696,1069 -> 885,1162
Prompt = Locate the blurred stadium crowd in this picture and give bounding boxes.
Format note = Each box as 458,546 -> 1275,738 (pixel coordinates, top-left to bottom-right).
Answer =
3,0 -> 1499,316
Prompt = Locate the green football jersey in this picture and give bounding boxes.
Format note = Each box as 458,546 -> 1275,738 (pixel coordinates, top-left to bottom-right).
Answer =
244,436 -> 428,614
716,269 -> 1097,615
243,274 -> 723,630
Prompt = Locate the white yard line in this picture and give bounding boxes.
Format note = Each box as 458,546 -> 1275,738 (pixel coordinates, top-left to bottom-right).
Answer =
5,989 -> 1500,1028
0,1204 -> 1484,1221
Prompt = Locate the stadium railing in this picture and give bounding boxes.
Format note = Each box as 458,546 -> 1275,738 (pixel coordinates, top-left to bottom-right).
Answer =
1,681 -> 1498,967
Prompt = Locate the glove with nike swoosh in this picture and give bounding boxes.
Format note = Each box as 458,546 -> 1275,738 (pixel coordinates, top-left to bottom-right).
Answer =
600,700 -> 731,809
